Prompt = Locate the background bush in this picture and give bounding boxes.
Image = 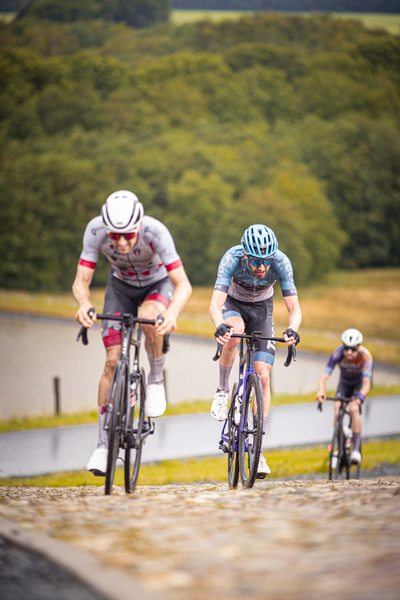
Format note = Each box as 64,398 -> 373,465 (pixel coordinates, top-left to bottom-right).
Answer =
0,10 -> 399,289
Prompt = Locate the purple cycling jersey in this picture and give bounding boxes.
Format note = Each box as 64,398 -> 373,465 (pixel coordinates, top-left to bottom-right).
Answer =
324,345 -> 373,381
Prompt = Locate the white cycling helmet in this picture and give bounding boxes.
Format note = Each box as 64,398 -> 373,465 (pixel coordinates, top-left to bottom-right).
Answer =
101,190 -> 144,233
341,328 -> 363,347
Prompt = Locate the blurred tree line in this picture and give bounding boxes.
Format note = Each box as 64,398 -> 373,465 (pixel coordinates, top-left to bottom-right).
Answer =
0,10 -> 399,290
1,0 -> 398,13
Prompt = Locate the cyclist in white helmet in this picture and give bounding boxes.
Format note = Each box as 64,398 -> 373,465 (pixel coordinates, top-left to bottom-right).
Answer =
316,328 -> 373,464
73,190 -> 192,476
209,224 -> 302,477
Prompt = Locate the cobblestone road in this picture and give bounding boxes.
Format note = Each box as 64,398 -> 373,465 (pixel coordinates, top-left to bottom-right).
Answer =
1,477 -> 399,600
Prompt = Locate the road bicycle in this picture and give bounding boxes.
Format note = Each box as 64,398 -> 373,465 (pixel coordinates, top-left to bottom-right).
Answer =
214,332 -> 297,489
318,396 -> 362,480
77,310 -> 167,495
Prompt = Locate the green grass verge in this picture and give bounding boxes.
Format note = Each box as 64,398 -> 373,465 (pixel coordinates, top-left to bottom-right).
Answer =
1,438 -> 398,488
1,384 -> 399,433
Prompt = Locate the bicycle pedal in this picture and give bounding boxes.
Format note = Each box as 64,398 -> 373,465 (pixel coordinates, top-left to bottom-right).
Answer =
219,440 -> 229,454
256,473 -> 267,480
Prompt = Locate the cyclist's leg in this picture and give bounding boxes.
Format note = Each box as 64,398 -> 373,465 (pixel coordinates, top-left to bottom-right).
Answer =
139,277 -> 175,417
349,380 -> 363,461
87,275 -> 131,474
253,298 -> 275,475
211,296 -> 244,421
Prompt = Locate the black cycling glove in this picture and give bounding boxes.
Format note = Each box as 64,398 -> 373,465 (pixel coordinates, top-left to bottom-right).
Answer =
214,323 -> 233,339
283,328 -> 300,345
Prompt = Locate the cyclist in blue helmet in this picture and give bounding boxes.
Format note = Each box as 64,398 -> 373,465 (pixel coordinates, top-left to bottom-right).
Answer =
209,224 -> 302,477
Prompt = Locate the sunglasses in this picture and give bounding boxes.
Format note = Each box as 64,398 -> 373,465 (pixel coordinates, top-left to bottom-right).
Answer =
247,256 -> 274,268
343,345 -> 359,352
108,231 -> 137,241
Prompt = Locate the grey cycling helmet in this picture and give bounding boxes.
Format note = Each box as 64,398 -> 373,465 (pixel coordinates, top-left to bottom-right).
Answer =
101,190 -> 144,233
341,328 -> 363,347
241,224 -> 278,258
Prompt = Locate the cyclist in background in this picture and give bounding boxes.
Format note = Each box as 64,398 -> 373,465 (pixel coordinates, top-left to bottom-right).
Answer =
316,328 -> 373,464
209,224 -> 302,477
73,190 -> 192,476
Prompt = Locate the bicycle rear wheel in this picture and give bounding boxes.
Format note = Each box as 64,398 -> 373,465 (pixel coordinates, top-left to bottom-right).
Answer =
105,363 -> 126,495
125,368 -> 146,493
239,373 -> 263,489
227,382 -> 240,490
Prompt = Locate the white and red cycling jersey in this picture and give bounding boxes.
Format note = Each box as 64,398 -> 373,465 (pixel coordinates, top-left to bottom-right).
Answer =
79,215 -> 182,287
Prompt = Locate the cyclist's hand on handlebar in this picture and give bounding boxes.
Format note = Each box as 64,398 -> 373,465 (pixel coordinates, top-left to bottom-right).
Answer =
283,328 -> 300,347
214,323 -> 233,345
352,391 -> 365,405
155,311 -> 176,336
75,305 -> 96,328
316,391 -> 326,403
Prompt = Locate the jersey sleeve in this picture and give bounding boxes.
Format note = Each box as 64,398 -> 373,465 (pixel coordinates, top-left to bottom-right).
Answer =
361,348 -> 373,379
324,346 -> 343,376
214,248 -> 239,293
274,253 -> 297,297
143,218 -> 182,271
79,218 -> 101,270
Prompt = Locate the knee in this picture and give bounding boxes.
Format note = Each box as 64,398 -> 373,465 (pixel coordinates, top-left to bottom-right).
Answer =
258,368 -> 271,391
104,352 -> 118,376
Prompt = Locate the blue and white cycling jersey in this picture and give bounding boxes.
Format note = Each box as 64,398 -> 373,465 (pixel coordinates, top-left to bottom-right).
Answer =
214,245 -> 297,303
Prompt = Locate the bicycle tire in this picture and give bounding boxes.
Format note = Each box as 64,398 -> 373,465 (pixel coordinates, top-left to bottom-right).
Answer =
105,363 -> 126,495
125,367 -> 145,493
329,424 -> 339,481
239,373 -> 263,489
227,382 -> 240,490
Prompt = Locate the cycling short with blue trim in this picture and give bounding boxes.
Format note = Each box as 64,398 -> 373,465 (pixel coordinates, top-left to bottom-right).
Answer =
222,295 -> 276,365
101,270 -> 174,348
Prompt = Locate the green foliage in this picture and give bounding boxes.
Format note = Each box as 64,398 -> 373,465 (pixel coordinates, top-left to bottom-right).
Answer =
17,0 -> 171,29
0,12 -> 399,290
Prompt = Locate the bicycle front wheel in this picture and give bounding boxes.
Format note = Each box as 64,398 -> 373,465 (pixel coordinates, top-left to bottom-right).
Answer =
125,368 -> 146,493
228,382 -> 240,490
105,363 -> 126,495
239,373 -> 263,489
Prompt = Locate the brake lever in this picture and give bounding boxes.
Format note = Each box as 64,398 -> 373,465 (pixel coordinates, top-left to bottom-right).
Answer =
284,344 -> 296,367
213,343 -> 223,362
76,308 -> 95,345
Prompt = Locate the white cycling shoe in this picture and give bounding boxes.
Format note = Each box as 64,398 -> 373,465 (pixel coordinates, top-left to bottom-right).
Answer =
87,447 -> 108,476
351,450 -> 362,464
87,447 -> 125,476
211,390 -> 229,421
146,383 -> 167,417
257,454 -> 271,478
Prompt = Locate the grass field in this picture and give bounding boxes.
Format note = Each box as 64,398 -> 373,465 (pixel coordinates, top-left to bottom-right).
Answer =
0,437 -> 398,488
2,267 -> 399,364
171,10 -> 400,35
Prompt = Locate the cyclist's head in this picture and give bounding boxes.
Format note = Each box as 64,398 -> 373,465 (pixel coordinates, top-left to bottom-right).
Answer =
241,224 -> 278,260
101,190 -> 144,234
341,328 -> 363,349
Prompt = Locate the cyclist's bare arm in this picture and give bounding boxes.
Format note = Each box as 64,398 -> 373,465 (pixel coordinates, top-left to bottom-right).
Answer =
72,264 -> 96,328
156,265 -> 192,337
282,295 -> 302,346
317,373 -> 330,402
353,376 -> 371,404
209,289 -> 234,345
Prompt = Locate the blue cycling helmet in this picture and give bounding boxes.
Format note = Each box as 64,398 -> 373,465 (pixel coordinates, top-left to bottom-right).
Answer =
241,224 -> 278,258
